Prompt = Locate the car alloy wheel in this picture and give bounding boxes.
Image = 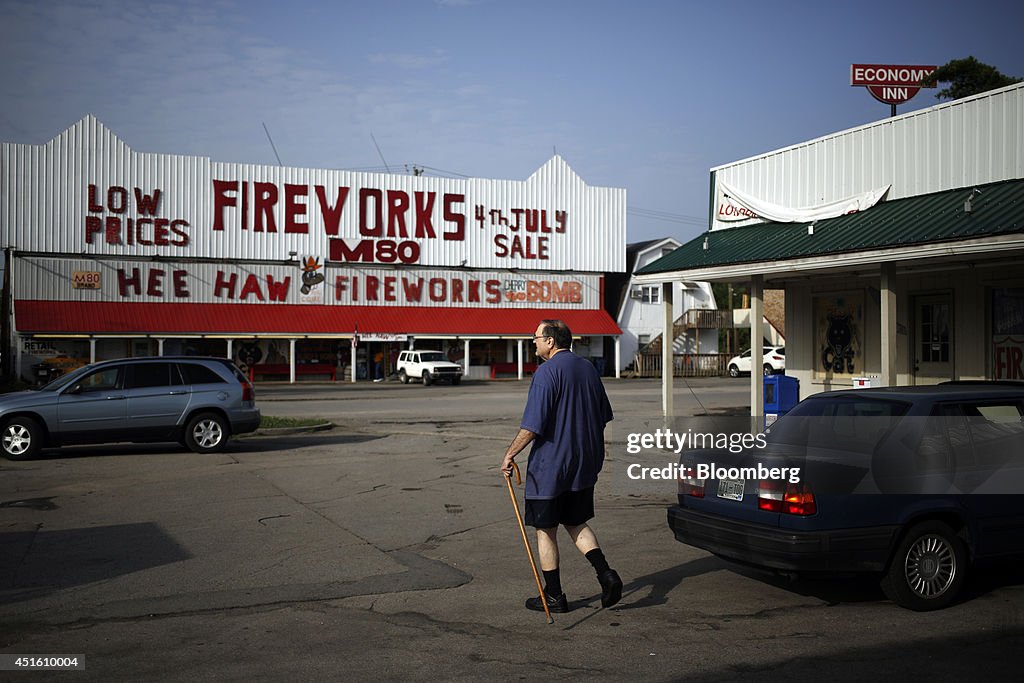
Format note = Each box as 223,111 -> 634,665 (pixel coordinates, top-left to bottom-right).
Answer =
185,412 -> 229,453
2,417 -> 41,460
728,365 -> 739,378
763,364 -> 773,376
904,534 -> 957,599
881,521 -> 966,611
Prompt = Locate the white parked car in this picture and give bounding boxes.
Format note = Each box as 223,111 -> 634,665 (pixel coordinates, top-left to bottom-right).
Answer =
396,350 -> 464,386
727,346 -> 785,377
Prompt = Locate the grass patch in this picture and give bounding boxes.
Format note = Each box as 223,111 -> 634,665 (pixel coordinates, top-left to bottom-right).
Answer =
259,415 -> 330,428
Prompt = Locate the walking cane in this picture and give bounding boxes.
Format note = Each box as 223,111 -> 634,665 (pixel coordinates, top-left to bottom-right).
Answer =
504,461 -> 554,624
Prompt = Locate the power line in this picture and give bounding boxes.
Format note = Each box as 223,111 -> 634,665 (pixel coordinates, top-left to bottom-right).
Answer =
370,133 -> 391,173
262,122 -> 283,166
627,206 -> 706,227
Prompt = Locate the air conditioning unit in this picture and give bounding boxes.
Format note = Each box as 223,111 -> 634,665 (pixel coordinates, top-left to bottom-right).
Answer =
629,289 -> 643,300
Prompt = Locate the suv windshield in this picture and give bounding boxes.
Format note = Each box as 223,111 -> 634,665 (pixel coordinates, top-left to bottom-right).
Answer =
418,352 -> 446,362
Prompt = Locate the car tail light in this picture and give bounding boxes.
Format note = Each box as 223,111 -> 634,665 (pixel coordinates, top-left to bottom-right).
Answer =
758,479 -> 783,512
241,379 -> 255,402
679,474 -> 706,498
758,480 -> 816,515
783,483 -> 816,515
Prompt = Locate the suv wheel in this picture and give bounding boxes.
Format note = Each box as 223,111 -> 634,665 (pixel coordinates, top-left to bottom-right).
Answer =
2,416 -> 42,460
185,412 -> 229,454
398,369 -> 409,384
728,364 -> 740,378
881,521 -> 967,611
451,376 -> 461,386
422,372 -> 432,386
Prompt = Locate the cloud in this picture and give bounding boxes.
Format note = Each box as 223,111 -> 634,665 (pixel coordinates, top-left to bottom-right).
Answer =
367,51 -> 449,70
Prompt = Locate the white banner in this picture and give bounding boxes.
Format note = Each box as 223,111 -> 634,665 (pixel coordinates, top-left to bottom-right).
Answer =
715,181 -> 890,226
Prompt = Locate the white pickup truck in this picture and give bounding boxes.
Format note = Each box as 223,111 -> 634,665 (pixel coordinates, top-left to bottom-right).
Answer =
396,350 -> 464,385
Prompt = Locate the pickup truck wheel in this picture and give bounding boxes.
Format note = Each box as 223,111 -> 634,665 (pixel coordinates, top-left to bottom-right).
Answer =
881,521 -> 966,611
398,369 -> 409,384
422,372 -> 432,386
2,416 -> 42,460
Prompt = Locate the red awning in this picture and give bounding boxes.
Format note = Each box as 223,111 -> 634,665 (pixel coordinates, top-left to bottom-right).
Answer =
15,300 -> 621,336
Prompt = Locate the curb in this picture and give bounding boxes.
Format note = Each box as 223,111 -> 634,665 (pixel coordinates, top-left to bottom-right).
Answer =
248,422 -> 336,437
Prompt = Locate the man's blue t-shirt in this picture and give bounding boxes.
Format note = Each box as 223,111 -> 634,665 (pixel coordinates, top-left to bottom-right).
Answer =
520,350 -> 614,499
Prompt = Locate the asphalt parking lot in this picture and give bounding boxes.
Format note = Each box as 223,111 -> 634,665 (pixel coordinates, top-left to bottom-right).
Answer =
1,377 -> 1022,681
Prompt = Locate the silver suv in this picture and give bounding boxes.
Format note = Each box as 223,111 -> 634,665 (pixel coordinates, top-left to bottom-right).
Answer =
0,357 -> 260,459
396,350 -> 464,386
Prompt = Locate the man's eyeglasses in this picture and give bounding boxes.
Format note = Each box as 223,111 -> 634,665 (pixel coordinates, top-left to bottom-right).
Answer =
532,335 -> 551,341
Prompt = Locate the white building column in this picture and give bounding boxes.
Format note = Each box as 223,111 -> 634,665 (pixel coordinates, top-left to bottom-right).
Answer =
464,339 -> 471,377
662,281 -> 674,418
350,338 -> 357,383
881,264 -> 897,387
517,339 -> 524,380
226,339 -> 233,361
289,339 -> 297,383
157,338 -> 165,356
750,274 -> 764,420
89,338 -> 96,363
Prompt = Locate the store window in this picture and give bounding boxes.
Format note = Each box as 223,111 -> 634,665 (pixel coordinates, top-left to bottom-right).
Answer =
993,288 -> 1024,380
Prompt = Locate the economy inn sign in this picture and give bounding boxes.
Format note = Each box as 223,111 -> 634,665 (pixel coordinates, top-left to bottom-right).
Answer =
851,63 -> 937,107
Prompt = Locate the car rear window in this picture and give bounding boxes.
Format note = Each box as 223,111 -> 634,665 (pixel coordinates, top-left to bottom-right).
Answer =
767,396 -> 911,453
178,362 -> 227,385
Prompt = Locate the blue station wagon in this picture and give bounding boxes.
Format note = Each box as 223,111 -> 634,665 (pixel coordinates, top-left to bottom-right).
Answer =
0,357 -> 260,459
668,383 -> 1024,610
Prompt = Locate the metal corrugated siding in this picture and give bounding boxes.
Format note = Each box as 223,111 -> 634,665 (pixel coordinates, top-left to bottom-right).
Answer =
639,177 -> 1024,273
711,83 -> 1024,231
2,118 -> 626,273
14,301 -> 622,336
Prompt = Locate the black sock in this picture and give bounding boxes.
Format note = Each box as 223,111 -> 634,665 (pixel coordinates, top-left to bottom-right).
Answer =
585,548 -> 610,575
542,568 -> 562,597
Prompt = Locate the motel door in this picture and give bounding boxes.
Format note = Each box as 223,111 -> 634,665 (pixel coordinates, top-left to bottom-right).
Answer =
913,294 -> 954,384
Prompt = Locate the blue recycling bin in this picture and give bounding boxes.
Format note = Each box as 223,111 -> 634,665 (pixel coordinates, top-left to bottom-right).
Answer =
764,374 -> 799,427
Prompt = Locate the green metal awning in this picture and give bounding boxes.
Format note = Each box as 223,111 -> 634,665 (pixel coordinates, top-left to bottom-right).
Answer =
637,178 -> 1024,277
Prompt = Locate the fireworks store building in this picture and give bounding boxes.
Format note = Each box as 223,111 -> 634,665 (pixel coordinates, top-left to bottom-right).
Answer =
1,116 -> 624,383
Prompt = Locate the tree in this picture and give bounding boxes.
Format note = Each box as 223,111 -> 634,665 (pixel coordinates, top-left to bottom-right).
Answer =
922,56 -> 1022,100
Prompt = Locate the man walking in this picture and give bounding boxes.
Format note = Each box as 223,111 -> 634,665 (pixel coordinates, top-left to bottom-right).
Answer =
500,320 -> 621,613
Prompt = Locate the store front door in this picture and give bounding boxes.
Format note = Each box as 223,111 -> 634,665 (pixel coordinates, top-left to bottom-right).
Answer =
913,294 -> 954,384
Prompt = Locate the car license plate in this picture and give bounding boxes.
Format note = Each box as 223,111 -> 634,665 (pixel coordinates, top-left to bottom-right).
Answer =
717,478 -> 744,501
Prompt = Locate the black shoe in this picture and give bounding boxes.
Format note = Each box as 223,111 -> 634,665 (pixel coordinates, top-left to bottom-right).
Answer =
598,569 -> 622,608
525,592 -> 569,613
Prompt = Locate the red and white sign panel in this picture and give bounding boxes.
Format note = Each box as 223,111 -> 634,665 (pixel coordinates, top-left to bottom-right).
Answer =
850,64 -> 937,105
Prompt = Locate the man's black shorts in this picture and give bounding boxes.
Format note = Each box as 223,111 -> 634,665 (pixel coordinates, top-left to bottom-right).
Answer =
524,487 -> 595,528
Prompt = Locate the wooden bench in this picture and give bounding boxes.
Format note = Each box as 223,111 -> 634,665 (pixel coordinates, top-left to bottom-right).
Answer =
253,363 -> 336,381
490,362 -> 537,379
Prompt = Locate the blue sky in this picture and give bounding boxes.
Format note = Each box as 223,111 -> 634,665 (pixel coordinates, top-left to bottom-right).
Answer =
1,0 -> 1022,245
